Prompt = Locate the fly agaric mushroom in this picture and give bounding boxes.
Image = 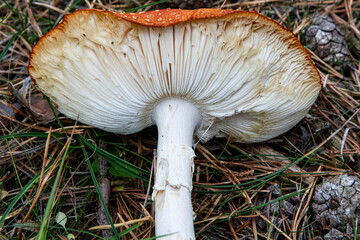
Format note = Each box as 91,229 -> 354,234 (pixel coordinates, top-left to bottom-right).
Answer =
28,8 -> 321,240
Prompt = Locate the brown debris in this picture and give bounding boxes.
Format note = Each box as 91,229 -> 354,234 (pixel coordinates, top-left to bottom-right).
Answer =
8,78 -> 59,123
97,142 -> 113,239
1,1 -> 359,239
0,101 -> 21,128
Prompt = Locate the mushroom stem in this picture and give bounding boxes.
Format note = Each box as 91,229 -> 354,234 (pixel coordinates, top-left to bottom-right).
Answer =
152,98 -> 202,240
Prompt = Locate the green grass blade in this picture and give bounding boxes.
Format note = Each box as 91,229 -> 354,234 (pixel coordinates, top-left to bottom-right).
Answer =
0,132 -> 66,140
36,138 -> 72,240
107,223 -> 142,239
125,0 -> 169,12
79,136 -> 150,181
107,143 -> 152,164
0,33 -> 19,62
81,140 -> 121,240
0,167 -> 48,227
45,96 -> 65,132
195,151 -> 318,190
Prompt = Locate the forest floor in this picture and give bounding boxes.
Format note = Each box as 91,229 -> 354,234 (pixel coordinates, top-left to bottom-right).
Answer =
0,0 -> 359,239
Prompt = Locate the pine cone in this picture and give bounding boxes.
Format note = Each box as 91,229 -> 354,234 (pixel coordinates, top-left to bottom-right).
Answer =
305,15 -> 350,66
312,174 -> 360,237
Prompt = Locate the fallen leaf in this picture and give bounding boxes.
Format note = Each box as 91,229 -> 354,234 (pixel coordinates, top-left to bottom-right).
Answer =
29,95 -> 59,123
8,77 -> 59,123
67,233 -> 75,240
55,212 -> 67,229
0,190 -> 8,201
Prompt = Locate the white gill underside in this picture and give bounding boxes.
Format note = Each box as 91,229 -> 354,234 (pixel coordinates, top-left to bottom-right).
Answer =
31,11 -> 320,142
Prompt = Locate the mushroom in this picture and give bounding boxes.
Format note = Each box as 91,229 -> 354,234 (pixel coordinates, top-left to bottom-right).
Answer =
28,8 -> 321,240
